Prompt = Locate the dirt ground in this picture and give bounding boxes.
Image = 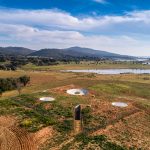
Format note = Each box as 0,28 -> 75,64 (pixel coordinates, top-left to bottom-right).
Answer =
0,116 -> 36,150
0,70 -> 150,149
91,102 -> 150,149
0,116 -> 56,150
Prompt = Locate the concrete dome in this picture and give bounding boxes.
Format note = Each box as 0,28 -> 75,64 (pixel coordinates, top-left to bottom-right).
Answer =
39,97 -> 55,102
66,89 -> 88,96
112,102 -> 128,107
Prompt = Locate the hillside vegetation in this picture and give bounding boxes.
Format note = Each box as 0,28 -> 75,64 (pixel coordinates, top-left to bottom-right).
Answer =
0,68 -> 150,149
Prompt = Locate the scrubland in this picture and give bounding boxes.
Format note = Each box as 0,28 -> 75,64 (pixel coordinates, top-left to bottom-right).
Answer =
0,63 -> 150,150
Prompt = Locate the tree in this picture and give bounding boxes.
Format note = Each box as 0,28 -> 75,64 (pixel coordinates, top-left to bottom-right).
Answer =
0,76 -> 30,96
0,89 -> 3,97
19,76 -> 30,86
16,81 -> 23,95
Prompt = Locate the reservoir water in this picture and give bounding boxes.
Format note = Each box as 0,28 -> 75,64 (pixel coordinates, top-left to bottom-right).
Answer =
65,69 -> 150,75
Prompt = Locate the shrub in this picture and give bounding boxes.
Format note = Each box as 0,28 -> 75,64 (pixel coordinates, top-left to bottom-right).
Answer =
82,106 -> 92,125
19,75 -> 30,86
20,119 -> 33,127
56,120 -> 73,133
0,76 -> 30,96
75,133 -> 126,150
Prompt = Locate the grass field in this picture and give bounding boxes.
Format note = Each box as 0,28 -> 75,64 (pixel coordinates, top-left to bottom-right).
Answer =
0,63 -> 150,150
22,61 -> 150,71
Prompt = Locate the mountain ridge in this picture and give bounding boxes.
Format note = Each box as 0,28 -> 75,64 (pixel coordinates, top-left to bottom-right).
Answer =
0,46 -> 134,59
29,46 -> 133,59
0,47 -> 35,56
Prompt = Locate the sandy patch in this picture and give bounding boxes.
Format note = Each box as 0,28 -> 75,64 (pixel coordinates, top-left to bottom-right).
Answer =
0,116 -> 37,150
34,127 -> 55,147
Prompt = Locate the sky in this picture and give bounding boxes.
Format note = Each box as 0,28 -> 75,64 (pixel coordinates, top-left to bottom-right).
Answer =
0,0 -> 150,56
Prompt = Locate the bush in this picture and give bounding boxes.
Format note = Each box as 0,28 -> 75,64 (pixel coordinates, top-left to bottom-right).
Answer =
102,141 -> 127,150
143,77 -> 150,80
40,116 -> 56,125
75,133 -> 126,150
56,120 -> 73,133
19,75 -> 30,86
20,119 -> 33,127
82,106 -> 92,125
0,76 -> 30,96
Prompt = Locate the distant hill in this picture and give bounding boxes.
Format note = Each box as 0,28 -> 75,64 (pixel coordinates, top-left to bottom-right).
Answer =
65,47 -> 123,57
0,46 -> 134,59
0,47 -> 35,56
29,49 -> 67,59
29,46 -> 132,59
29,48 -> 88,59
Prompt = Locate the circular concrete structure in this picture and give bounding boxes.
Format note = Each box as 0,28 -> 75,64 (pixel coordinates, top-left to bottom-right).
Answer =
66,89 -> 88,96
42,90 -> 47,93
112,102 -> 128,107
39,97 -> 55,102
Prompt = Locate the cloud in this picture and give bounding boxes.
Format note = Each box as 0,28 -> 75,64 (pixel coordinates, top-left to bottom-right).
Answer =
0,9 -> 150,34
0,23 -> 150,56
0,8 -> 150,55
92,0 -> 107,4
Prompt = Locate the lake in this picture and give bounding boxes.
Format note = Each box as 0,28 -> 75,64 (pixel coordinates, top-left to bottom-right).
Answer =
65,69 -> 150,75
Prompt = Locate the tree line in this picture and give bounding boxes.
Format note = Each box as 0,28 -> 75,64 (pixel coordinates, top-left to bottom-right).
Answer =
0,75 -> 30,96
0,56 -> 58,71
0,55 -> 112,71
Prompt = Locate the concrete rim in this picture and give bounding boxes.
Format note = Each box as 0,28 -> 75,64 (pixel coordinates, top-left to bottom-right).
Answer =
39,97 -> 55,102
66,89 -> 88,95
112,102 -> 128,107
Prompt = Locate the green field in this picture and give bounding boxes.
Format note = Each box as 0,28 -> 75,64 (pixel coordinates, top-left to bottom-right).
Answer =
22,61 -> 150,71
0,63 -> 150,150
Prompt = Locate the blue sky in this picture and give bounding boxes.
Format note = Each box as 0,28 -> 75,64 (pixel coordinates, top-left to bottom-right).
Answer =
0,0 -> 150,56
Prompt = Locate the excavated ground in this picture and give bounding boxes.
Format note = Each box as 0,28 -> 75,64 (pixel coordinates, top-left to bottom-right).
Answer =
0,116 -> 37,150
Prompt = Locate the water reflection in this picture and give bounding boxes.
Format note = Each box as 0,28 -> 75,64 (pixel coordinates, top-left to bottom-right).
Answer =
65,69 -> 150,75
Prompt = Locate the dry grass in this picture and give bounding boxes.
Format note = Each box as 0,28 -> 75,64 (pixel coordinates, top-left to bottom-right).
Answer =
93,111 -> 150,149
22,61 -> 150,71
0,67 -> 150,149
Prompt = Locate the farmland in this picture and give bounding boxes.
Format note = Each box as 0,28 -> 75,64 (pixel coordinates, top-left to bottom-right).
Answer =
22,61 -> 150,71
0,62 -> 150,150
